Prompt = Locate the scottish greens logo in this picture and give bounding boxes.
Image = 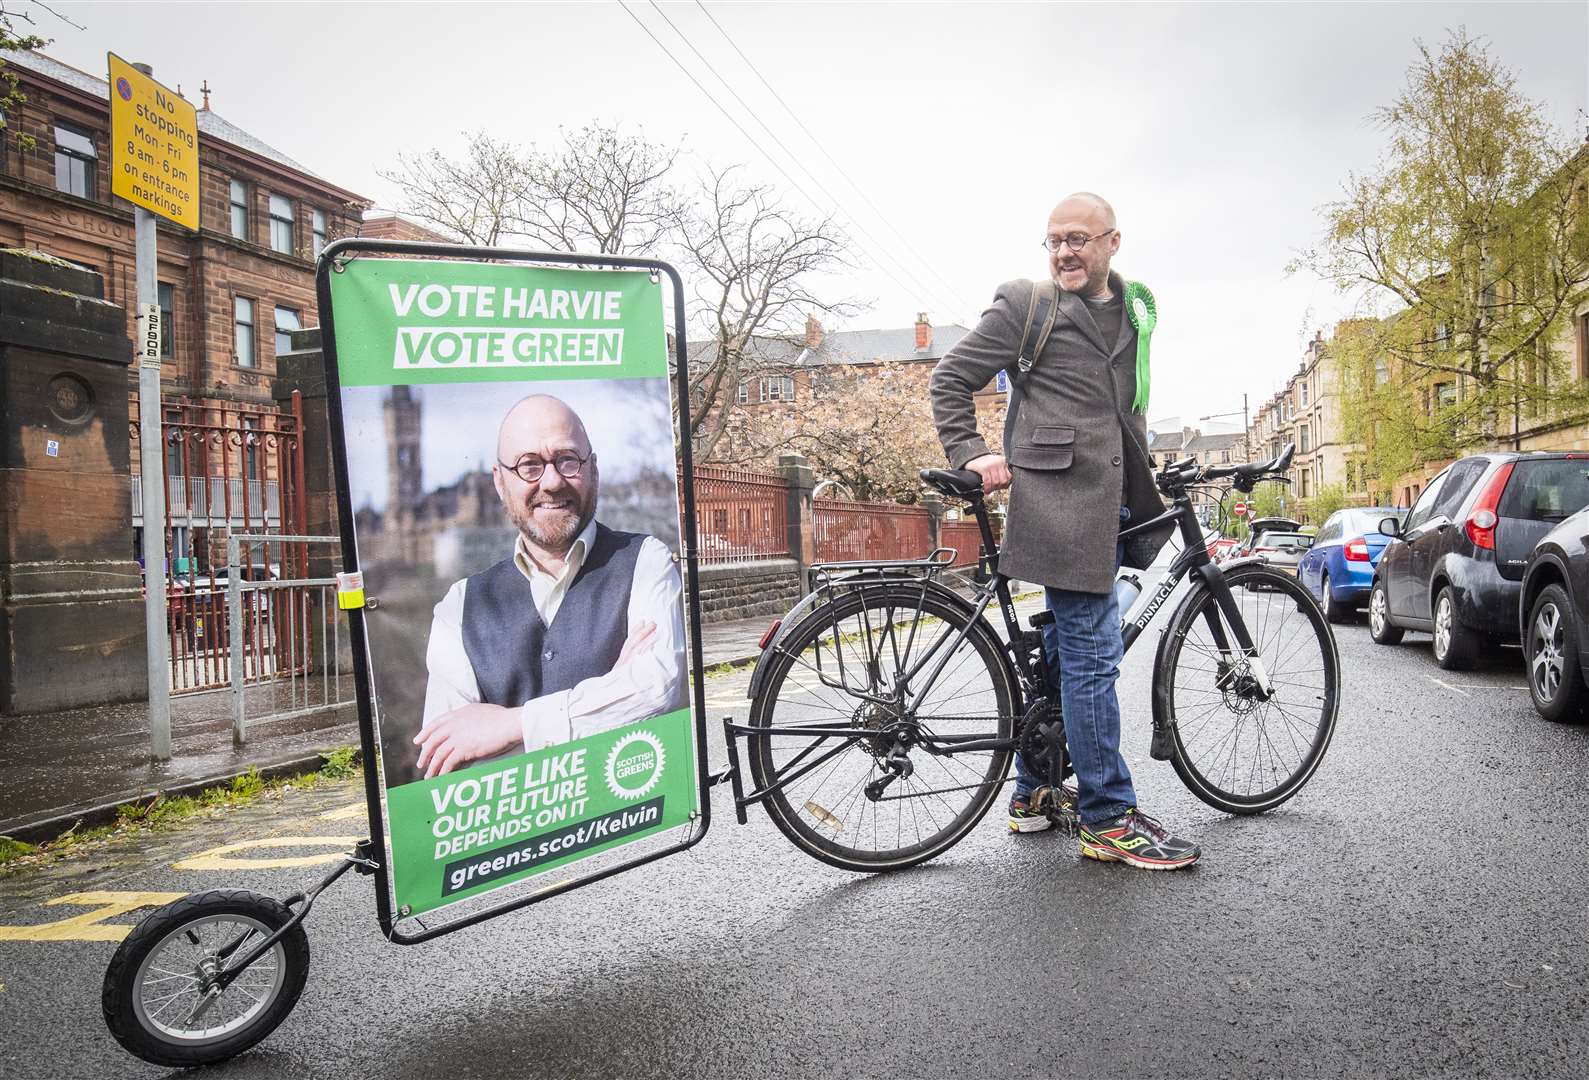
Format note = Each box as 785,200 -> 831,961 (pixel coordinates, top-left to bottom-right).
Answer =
605,730 -> 665,800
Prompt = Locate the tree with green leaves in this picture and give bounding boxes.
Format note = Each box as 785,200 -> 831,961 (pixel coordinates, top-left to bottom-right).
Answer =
0,4 -> 48,152
1299,29 -> 1589,489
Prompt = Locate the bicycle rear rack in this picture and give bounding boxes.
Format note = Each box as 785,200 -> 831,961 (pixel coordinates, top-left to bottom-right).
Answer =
804,546 -> 958,592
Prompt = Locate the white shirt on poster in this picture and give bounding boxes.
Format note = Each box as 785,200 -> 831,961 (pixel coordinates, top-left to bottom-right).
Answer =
421,518 -> 687,752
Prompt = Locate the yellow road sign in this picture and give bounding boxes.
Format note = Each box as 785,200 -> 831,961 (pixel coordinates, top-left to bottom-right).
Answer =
107,53 -> 198,230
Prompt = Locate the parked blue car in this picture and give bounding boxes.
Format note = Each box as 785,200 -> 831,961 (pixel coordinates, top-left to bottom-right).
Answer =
1297,506 -> 1408,623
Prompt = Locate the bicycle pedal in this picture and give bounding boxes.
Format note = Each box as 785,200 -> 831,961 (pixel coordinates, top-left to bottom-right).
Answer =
1048,811 -> 1079,837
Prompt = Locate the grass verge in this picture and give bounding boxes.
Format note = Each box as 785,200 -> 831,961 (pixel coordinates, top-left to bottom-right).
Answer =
0,747 -> 362,874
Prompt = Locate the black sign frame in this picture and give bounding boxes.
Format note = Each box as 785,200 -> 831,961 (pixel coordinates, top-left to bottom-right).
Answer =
315,238 -> 711,943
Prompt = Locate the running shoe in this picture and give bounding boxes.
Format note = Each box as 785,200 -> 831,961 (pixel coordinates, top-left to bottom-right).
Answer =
1007,783 -> 1078,833
1078,808 -> 1200,869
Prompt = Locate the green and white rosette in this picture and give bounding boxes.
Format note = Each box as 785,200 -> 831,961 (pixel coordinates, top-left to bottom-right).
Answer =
1125,281 -> 1156,414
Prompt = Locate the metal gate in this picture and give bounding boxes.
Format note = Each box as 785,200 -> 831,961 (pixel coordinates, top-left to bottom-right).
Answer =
132,395 -> 309,694
228,533 -> 354,745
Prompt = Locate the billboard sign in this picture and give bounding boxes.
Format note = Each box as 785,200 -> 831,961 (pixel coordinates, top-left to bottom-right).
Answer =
320,245 -> 707,924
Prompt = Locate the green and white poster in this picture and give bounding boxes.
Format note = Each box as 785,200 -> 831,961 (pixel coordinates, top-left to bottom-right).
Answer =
325,255 -> 702,916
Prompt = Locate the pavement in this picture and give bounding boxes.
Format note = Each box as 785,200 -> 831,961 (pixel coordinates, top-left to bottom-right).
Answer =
2,595 -> 987,845
3,597 -> 1585,1079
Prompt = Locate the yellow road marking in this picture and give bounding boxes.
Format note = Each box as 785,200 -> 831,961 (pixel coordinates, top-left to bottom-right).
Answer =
0,892 -> 185,943
318,802 -> 371,821
173,836 -> 361,871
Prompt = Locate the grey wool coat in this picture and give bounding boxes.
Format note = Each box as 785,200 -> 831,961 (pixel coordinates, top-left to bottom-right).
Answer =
929,271 -> 1172,594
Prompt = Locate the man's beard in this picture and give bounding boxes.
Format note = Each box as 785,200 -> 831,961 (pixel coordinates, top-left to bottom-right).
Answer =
509,490 -> 596,555
1056,260 -> 1109,295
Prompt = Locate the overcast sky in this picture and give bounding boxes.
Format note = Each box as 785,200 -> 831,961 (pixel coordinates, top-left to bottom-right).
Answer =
40,1 -> 1589,430
341,378 -> 675,512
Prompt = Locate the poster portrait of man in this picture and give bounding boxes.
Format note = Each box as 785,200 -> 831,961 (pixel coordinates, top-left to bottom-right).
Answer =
413,393 -> 688,778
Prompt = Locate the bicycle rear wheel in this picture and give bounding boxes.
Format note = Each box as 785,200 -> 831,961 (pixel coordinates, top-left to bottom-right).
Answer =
747,583 -> 1017,872
1153,563 -> 1340,814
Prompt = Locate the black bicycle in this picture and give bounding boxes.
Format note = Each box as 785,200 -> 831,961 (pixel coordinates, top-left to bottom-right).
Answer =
720,442 -> 1339,872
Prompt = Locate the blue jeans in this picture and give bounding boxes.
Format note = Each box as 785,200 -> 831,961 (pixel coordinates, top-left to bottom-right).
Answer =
1014,506 -> 1138,825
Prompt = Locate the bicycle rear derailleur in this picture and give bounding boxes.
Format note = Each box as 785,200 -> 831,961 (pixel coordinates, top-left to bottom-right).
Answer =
864,728 -> 916,801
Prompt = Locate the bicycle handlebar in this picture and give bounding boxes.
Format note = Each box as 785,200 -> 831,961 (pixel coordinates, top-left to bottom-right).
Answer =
1155,441 -> 1296,494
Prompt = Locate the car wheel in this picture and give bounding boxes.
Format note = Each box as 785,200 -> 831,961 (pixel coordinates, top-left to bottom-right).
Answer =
1369,580 -> 1402,644
1527,584 -> 1585,723
1432,586 -> 1478,671
1320,572 -> 1348,624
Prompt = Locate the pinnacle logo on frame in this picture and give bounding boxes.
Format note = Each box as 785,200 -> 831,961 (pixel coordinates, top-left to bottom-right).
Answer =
393,327 -> 626,370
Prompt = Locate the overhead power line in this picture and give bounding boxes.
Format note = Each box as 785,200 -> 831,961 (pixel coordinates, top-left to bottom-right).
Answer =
694,0 -> 967,309
618,0 -> 965,322
643,1 -> 961,319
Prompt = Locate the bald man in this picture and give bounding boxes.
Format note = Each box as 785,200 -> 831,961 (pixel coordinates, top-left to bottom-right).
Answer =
415,394 -> 687,779
930,192 -> 1199,869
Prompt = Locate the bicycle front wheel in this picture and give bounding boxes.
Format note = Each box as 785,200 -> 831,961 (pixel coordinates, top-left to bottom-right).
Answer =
747,583 -> 1017,872
1153,563 -> 1340,815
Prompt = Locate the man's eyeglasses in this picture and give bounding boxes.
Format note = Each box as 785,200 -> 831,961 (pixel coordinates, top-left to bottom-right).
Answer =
497,451 -> 590,483
1041,229 -> 1116,254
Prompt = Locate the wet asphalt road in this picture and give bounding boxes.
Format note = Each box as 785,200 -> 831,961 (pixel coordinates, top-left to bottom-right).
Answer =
2,602 -> 1588,1079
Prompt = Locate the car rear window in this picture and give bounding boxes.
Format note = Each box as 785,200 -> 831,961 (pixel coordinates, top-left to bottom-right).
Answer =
1346,509 -> 1404,534
1256,532 -> 1311,547
1498,459 -> 1589,524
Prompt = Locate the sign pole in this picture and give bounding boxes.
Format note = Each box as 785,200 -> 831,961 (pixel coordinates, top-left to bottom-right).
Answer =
129,62 -> 170,761
137,204 -> 170,760
110,51 -> 195,761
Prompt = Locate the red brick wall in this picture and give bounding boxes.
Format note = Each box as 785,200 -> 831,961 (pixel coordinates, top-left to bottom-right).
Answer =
0,63 -> 368,420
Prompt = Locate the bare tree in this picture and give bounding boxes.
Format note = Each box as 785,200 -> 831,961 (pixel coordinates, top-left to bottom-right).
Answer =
519,124 -> 680,255
380,124 -> 681,255
378,132 -> 528,245
679,166 -> 862,460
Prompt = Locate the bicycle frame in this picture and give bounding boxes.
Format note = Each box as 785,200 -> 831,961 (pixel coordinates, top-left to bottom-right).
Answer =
718,471 -> 1285,822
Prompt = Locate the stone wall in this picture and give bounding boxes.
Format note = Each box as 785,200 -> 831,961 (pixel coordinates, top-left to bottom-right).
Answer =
696,558 -> 803,624
0,250 -> 143,713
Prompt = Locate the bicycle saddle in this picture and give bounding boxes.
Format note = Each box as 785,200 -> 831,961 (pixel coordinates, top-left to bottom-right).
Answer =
919,468 -> 984,499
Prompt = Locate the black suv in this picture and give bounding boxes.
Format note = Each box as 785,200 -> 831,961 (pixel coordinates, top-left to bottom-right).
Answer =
1368,452 -> 1589,669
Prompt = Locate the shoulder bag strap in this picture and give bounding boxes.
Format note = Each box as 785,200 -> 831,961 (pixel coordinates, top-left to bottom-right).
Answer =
1002,279 -> 1060,456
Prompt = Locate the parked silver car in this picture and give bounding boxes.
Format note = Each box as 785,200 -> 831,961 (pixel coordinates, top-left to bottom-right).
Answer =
1247,529 -> 1314,573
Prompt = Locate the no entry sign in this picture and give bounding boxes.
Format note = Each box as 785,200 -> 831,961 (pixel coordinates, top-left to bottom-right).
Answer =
1234,501 -> 1248,517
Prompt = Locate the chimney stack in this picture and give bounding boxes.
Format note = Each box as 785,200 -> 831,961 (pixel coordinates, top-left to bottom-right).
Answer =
804,314 -> 823,350
915,312 -> 932,353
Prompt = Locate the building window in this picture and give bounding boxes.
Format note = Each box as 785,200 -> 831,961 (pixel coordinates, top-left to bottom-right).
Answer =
759,375 -> 795,402
1374,357 -> 1389,385
234,296 -> 256,368
1577,311 -> 1589,381
157,281 -> 174,358
1300,382 -> 1309,408
229,179 -> 249,240
1435,381 -> 1457,410
274,306 -> 301,356
164,408 -> 185,479
268,194 -> 295,254
53,121 -> 96,199
242,416 -> 259,481
1222,448 -> 1231,464
735,382 -> 748,405
1300,424 -> 1311,454
312,209 -> 327,258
